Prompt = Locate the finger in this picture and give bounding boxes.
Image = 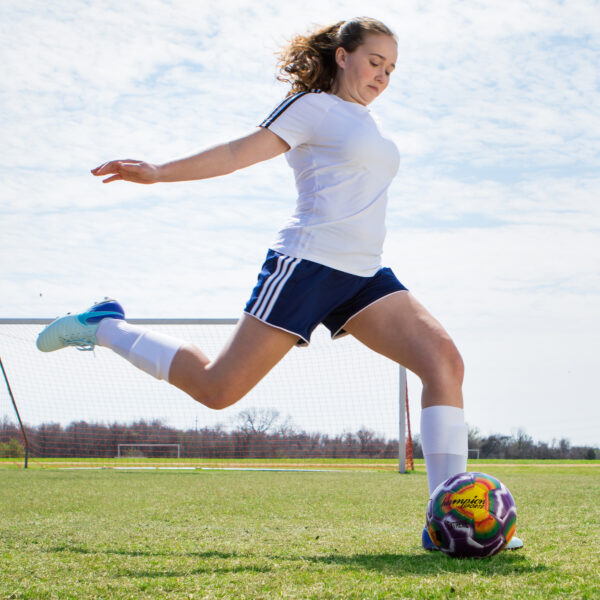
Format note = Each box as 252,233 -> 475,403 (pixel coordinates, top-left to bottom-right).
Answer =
92,159 -> 140,175
91,162 -> 108,175
102,174 -> 123,184
92,161 -> 120,175
119,162 -> 140,171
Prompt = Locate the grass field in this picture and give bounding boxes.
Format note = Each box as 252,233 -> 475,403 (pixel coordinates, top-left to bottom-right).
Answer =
1,462 -> 598,599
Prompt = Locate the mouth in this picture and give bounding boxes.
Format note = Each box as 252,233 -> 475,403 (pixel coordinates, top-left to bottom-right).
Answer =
367,85 -> 379,93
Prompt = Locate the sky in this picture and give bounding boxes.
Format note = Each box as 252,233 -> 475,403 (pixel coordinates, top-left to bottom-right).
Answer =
1,0 -> 599,447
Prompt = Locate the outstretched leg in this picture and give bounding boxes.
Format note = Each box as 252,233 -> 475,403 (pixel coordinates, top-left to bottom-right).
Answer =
37,299 -> 299,411
167,314 -> 299,409
97,313 -> 299,410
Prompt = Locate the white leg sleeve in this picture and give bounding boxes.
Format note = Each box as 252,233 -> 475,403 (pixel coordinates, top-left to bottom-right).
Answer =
420,405 -> 468,496
96,318 -> 182,381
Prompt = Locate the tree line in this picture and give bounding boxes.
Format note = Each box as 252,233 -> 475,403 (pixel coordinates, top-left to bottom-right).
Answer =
412,426 -> 597,460
0,411 -> 398,459
0,412 -> 597,460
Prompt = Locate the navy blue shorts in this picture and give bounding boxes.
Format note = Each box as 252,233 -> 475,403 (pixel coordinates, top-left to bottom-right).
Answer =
244,250 -> 408,345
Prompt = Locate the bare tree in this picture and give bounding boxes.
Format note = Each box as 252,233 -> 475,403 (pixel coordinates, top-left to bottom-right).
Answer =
235,407 -> 280,435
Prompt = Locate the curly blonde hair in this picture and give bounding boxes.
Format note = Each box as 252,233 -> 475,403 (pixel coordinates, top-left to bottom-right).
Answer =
277,17 -> 396,97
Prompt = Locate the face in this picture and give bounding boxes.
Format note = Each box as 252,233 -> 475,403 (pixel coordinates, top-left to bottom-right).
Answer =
333,33 -> 398,106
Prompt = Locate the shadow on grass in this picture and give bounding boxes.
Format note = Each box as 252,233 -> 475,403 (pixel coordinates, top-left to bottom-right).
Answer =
114,564 -> 272,578
48,544 -> 550,579
49,545 -> 271,578
301,551 -> 550,575
49,544 -> 240,560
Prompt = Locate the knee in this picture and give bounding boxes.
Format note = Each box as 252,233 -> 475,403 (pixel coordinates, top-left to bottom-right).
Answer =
448,343 -> 465,386
423,337 -> 464,390
189,386 -> 240,411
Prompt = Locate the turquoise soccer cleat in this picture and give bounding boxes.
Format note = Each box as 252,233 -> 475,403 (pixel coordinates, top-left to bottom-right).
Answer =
422,525 -> 523,552
422,526 -> 439,551
36,298 -> 125,352
505,535 -> 523,549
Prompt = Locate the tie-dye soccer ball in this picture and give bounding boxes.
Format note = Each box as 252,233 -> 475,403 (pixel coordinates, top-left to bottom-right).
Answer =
426,472 -> 517,558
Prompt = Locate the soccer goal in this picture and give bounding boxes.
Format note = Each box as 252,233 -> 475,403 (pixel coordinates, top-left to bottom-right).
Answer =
0,319 -> 413,472
116,443 -> 181,458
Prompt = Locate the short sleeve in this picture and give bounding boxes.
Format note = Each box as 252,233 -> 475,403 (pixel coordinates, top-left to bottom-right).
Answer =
259,92 -> 328,150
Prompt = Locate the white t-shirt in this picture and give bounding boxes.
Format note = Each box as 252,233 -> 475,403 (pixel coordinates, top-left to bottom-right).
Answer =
260,90 -> 400,277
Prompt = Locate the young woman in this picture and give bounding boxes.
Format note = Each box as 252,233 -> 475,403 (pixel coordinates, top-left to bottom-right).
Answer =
37,17 -> 521,550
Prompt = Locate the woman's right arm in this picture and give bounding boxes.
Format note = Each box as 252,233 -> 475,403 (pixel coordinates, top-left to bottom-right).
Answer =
91,128 -> 290,184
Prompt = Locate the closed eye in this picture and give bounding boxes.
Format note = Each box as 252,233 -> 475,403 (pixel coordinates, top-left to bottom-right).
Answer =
369,52 -> 395,76
370,60 -> 392,77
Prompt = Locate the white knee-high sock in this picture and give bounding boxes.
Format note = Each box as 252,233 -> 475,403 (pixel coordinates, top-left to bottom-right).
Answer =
96,319 -> 182,381
420,405 -> 468,496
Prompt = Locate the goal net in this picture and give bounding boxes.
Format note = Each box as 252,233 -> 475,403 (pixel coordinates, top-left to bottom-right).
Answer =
0,319 -> 413,471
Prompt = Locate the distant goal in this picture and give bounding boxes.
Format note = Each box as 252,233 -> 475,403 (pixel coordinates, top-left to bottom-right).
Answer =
117,443 -> 181,458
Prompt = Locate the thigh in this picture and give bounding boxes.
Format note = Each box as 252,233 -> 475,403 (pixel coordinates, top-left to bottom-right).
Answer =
343,290 -> 460,380
210,313 -> 299,390
169,313 -> 299,408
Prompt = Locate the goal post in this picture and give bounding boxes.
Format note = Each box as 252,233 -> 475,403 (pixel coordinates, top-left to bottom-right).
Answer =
0,356 -> 29,468
0,318 -> 414,471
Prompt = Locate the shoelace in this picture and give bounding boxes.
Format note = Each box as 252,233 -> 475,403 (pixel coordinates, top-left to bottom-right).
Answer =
63,339 -> 95,351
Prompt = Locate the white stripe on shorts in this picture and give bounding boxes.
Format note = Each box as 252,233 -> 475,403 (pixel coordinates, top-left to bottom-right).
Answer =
250,254 -> 289,317
251,255 -> 301,320
259,257 -> 301,320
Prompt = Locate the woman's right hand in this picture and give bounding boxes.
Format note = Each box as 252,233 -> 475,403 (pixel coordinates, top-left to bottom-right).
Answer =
91,160 -> 161,184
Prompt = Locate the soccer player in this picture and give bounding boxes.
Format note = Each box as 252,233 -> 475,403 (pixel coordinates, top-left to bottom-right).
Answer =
37,17 -> 521,550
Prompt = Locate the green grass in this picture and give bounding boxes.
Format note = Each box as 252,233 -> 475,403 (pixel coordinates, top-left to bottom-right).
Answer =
2,457 -> 598,470
1,465 -> 598,599
0,456 -> 402,469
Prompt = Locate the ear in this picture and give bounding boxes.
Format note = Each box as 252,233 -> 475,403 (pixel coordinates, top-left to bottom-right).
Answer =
334,46 -> 347,70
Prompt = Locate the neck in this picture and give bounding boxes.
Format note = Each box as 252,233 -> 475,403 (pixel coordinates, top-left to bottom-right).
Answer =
330,81 -> 367,106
